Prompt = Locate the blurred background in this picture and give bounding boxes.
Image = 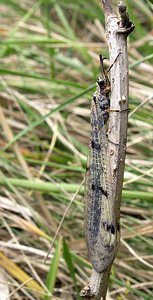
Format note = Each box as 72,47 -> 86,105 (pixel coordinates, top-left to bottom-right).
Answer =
0,0 -> 153,299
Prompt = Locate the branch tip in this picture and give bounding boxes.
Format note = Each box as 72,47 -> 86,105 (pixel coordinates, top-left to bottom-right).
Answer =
118,1 -> 133,29
101,0 -> 115,19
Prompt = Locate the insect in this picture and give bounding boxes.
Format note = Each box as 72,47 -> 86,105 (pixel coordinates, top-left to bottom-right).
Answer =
85,54 -> 120,273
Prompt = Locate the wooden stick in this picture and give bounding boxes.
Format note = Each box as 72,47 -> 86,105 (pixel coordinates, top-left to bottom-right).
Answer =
80,1 -> 134,299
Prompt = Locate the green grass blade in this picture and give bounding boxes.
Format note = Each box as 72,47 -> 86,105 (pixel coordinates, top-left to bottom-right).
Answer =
130,53 -> 153,69
0,177 -> 152,201
54,4 -> 75,38
44,238 -> 62,300
0,68 -> 84,88
63,240 -> 81,299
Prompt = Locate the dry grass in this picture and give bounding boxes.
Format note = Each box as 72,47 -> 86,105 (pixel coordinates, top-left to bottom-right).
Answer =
0,1 -> 153,299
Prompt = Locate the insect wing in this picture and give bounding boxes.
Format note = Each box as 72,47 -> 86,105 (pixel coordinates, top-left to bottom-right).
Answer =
85,92 -> 117,273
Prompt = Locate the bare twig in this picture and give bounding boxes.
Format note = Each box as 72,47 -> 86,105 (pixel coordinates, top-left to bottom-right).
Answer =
81,1 -> 134,299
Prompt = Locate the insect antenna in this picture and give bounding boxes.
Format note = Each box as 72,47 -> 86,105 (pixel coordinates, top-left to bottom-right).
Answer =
106,52 -> 122,74
99,54 -> 107,77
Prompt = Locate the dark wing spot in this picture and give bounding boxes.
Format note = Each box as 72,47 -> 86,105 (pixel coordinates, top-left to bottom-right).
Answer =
106,223 -> 110,232
110,223 -> 115,234
91,183 -> 95,190
98,187 -> 108,198
99,186 -> 107,197
91,140 -> 95,149
91,140 -> 101,151
104,190 -> 108,198
92,184 -> 107,196
104,222 -> 115,234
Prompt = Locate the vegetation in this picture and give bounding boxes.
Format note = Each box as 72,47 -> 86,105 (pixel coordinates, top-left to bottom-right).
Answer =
0,0 -> 153,299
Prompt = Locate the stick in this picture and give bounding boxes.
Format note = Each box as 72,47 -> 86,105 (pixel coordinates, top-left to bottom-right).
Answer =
80,1 -> 134,299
